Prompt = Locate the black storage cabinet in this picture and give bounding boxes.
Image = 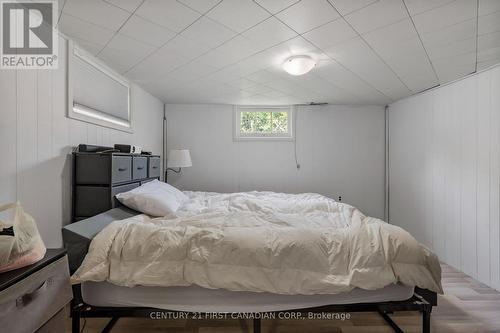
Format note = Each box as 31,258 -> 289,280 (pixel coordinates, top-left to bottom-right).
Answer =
72,152 -> 160,222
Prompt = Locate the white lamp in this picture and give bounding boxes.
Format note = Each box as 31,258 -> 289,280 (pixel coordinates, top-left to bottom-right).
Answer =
282,55 -> 316,76
166,149 -> 192,181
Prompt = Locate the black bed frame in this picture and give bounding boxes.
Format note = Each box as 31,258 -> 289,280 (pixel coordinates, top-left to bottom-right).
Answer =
71,286 -> 436,333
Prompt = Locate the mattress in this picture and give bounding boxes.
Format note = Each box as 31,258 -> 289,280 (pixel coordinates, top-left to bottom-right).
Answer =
62,207 -> 139,271
81,282 -> 414,312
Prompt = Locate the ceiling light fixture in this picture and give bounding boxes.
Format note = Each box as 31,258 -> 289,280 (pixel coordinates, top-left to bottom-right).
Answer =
282,55 -> 316,76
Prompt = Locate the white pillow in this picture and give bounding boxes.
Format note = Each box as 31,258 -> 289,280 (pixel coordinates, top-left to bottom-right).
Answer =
115,179 -> 188,216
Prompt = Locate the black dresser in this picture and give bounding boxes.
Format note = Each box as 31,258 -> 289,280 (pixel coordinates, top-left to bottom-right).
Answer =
72,151 -> 160,222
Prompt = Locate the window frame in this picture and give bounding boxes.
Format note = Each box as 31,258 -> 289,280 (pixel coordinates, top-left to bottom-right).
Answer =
233,105 -> 295,141
67,40 -> 133,133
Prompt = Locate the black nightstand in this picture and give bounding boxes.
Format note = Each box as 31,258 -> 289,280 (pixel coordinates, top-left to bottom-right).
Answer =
0,249 -> 73,333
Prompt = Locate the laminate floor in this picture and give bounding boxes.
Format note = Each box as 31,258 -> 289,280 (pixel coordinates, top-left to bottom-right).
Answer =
67,263 -> 500,333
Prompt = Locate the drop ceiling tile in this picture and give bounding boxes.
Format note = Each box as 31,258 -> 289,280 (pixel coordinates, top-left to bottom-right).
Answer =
327,0 -> 379,16
477,58 -> 500,70
412,0 -> 477,34
478,11 -> 500,35
190,79 -> 240,96
363,19 -> 418,52
70,37 -> 104,55
228,78 -> 260,89
58,13 -> 115,46
275,0 -> 340,34
362,18 -> 437,82
291,74 -> 352,101
135,0 -> 201,32
181,16 -> 237,49
477,46 -> 500,64
99,34 -> 157,72
104,0 -> 143,12
177,0 -> 222,14
245,70 -> 280,84
221,62 -> 261,78
206,0 -> 270,33
303,18 -> 357,50
420,18 -> 476,48
432,52 -> 476,82
404,0 -> 455,16
399,71 -> 439,93
165,59 -> 219,84
382,52 -> 434,78
63,0 -> 130,31
313,60 -> 391,104
160,35 -> 212,61
142,77 -> 184,98
325,37 -> 411,100
98,49 -> 142,74
235,49 -> 279,72
201,36 -> 263,68
262,77 -> 301,95
261,90 -> 288,99
269,36 -> 320,55
126,49 -> 189,83
254,0 -> 300,14
119,15 -> 176,47
100,33 -> 156,59
427,37 -> 476,61
242,17 -> 297,50
96,52 -> 132,73
243,84 -> 273,94
204,68 -> 242,83
479,0 -> 500,16
344,0 -> 408,34
478,31 -> 500,52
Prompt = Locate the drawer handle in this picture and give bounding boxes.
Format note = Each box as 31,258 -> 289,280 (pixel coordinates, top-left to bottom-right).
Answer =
118,167 -> 128,172
137,167 -> 144,170
16,278 -> 51,308
152,166 -> 158,169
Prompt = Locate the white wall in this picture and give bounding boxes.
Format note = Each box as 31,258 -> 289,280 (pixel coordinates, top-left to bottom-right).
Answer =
389,64 -> 500,290
0,36 -> 164,248
166,104 -> 386,219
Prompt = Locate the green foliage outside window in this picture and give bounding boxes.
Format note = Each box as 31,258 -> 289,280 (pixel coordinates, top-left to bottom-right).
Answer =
240,111 -> 288,134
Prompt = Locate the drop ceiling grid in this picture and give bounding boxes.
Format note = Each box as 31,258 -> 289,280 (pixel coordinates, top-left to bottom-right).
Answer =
55,0 -> 500,105
57,0 -> 388,104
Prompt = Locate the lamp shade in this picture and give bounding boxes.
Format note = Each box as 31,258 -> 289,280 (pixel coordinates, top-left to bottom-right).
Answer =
167,149 -> 192,168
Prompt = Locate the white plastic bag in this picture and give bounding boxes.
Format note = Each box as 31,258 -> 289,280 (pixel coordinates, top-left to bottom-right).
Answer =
0,202 -> 46,273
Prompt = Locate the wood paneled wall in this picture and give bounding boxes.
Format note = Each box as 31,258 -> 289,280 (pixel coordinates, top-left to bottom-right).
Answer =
0,36 -> 164,247
389,64 -> 500,290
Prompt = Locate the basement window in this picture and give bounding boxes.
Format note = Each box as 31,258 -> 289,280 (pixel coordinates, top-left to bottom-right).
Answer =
234,106 -> 294,140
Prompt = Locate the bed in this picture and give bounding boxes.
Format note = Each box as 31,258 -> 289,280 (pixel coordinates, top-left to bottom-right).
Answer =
64,191 -> 441,333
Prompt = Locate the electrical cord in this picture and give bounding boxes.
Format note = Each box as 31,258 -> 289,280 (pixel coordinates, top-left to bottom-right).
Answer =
294,106 -> 300,170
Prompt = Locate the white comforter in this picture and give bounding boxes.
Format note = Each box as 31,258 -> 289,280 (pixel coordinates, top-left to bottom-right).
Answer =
72,191 -> 443,295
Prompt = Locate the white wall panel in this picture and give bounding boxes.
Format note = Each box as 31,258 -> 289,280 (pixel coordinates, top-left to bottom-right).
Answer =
443,84 -> 461,269
458,77 -> 478,278
0,71 -> 17,210
490,66 -> 500,290
389,64 -> 500,290
166,104 -> 386,219
0,35 -> 164,248
477,71 -> 491,285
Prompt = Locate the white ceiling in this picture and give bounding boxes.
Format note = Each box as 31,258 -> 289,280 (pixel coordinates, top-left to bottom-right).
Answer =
57,0 -> 500,105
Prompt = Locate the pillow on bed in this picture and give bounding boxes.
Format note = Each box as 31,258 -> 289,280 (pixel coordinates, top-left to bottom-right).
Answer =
115,180 -> 188,216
